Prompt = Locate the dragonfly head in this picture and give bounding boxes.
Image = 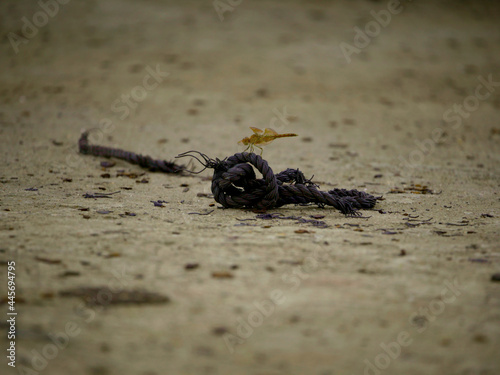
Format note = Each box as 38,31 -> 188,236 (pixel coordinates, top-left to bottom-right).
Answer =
238,137 -> 250,146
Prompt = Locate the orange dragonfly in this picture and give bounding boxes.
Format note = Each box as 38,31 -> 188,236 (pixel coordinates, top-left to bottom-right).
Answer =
238,127 -> 298,155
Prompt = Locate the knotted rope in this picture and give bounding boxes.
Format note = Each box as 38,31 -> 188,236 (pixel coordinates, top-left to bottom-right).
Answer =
77,132 -> 379,216
176,151 -> 379,216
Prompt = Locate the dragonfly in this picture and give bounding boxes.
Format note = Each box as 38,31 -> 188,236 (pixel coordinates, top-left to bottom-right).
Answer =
238,127 -> 298,155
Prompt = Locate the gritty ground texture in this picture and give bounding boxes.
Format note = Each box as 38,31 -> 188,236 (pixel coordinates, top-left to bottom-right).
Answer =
1,1 -> 500,374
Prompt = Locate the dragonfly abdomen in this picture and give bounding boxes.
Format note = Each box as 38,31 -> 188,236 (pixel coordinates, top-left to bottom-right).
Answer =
274,133 -> 297,138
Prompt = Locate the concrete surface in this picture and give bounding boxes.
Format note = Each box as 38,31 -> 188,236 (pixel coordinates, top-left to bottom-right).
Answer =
0,1 -> 499,374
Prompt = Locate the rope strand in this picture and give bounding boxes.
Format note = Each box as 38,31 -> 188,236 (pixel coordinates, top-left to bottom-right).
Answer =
78,131 -> 185,174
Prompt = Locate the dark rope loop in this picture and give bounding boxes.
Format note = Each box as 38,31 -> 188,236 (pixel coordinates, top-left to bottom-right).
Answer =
217,152 -> 279,210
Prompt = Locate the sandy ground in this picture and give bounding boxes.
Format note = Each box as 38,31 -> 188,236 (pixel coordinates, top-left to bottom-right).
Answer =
1,0 -> 500,374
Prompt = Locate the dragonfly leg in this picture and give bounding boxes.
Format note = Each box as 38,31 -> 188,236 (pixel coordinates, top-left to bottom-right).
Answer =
256,146 -> 264,155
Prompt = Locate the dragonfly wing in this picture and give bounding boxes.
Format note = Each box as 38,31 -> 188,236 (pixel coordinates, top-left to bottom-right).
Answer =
263,128 -> 279,136
250,127 -> 264,135
255,139 -> 274,146
254,128 -> 279,146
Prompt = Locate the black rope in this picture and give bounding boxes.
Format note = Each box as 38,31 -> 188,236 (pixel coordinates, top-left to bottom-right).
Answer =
77,132 -> 380,216
177,151 -> 380,216
78,131 -> 185,173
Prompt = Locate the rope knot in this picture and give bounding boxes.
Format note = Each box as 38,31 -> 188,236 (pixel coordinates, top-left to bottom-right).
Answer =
176,151 -> 379,216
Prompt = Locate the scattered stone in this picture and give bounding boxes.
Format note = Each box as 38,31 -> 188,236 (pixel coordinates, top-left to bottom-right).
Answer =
211,271 -> 234,279
212,326 -> 229,336
100,161 -> 116,168
491,273 -> 500,282
59,271 -> 81,277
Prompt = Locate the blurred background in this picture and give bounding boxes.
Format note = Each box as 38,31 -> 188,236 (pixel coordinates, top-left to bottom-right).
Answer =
1,0 -> 499,171
1,1 -> 499,375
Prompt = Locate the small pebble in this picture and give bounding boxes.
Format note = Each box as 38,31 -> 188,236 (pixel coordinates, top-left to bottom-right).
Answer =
211,271 -> 234,279
491,273 -> 500,282
100,161 -> 116,168
212,326 -> 228,336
